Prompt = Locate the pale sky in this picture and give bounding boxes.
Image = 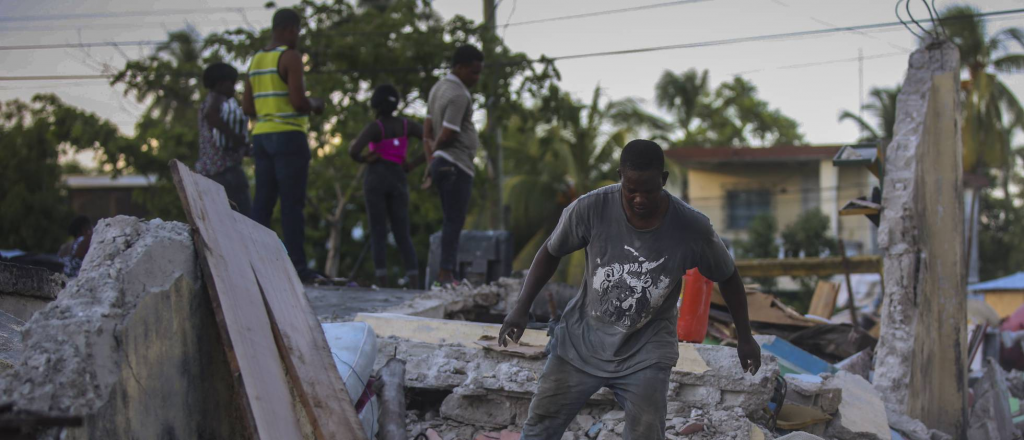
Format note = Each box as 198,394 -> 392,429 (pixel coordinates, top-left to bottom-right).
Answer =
2,0 -> 1023,154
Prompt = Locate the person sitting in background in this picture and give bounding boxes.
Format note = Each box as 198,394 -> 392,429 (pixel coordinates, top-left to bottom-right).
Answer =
348,85 -> 426,288
61,215 -> 93,278
197,62 -> 252,216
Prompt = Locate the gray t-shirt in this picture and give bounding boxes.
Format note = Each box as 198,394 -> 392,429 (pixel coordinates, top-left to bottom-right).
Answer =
547,184 -> 735,377
427,73 -> 479,177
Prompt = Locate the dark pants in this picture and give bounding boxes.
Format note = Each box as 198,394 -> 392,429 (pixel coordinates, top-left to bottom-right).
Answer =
208,165 -> 251,217
522,355 -> 671,440
429,157 -> 473,272
364,161 -> 418,278
251,131 -> 310,273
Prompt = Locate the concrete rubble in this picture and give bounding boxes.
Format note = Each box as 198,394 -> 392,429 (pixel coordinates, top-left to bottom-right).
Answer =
783,374 -> 842,415
0,261 -> 66,322
967,358 -> 1020,440
824,371 -> 891,440
384,276 -> 576,320
885,407 -> 952,440
0,216 -> 246,439
0,309 -> 24,371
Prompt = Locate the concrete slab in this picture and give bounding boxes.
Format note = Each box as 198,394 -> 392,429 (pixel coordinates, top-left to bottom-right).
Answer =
825,371 -> 891,440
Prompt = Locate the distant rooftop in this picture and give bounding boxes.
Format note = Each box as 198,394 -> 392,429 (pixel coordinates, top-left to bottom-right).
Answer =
64,174 -> 157,189
665,145 -> 843,165
969,272 -> 1024,292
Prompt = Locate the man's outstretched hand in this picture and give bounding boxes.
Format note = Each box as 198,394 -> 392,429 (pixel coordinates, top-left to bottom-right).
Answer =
736,335 -> 761,375
498,309 -> 529,347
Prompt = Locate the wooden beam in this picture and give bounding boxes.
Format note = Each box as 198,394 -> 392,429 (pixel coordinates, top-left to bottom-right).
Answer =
238,212 -> 367,440
172,160 -> 366,440
170,160 -> 303,440
734,256 -> 882,278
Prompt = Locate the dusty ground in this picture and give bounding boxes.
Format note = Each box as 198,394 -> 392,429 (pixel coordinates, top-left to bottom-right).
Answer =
306,285 -> 423,321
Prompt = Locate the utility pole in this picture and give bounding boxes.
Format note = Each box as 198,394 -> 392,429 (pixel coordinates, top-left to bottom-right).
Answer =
483,0 -> 505,230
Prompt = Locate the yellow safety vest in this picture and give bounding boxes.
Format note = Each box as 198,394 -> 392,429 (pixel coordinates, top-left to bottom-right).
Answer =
247,46 -> 309,134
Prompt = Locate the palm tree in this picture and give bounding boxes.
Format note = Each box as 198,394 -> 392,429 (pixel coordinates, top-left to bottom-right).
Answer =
839,85 -> 901,142
656,69 -> 709,141
503,86 -> 655,283
655,68 -> 803,147
940,5 -> 1024,185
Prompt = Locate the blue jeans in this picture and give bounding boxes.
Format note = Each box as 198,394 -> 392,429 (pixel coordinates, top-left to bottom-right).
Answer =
429,157 -> 473,272
364,161 -> 418,278
251,131 -> 310,273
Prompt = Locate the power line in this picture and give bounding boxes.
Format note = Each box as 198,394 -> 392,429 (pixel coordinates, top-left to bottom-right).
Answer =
499,0 -> 712,28
0,6 -> 267,23
0,41 -> 169,51
0,18 -> 257,34
7,7 -> 1024,57
547,7 -> 1024,61
5,7 -> 1024,81
730,52 -> 908,77
0,75 -> 110,81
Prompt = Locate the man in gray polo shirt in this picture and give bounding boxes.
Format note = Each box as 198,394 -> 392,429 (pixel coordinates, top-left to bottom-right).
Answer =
424,45 -> 484,286
499,140 -> 761,440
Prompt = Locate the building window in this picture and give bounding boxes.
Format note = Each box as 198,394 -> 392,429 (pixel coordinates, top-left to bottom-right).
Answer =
726,190 -> 772,229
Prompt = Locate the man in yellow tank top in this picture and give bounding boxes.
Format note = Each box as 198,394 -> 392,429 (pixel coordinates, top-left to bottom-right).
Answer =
242,8 -> 325,282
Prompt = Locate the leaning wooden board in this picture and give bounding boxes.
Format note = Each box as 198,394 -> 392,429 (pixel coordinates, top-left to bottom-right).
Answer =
170,160 -> 304,440
235,210 -> 367,440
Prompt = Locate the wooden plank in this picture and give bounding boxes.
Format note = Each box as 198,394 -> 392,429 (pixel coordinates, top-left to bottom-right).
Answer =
170,160 -> 304,440
735,256 -> 881,278
235,212 -> 368,440
807,281 -> 840,319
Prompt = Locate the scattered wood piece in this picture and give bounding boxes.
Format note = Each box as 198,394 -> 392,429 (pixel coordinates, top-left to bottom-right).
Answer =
807,281 -> 840,320
476,335 -> 547,359
735,256 -> 881,277
776,404 -> 832,430
238,213 -> 366,440
378,359 -> 407,440
172,160 -> 367,440
171,160 -> 303,440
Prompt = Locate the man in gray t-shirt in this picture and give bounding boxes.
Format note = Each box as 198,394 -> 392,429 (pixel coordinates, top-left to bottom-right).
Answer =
499,140 -> 761,440
424,45 -> 484,286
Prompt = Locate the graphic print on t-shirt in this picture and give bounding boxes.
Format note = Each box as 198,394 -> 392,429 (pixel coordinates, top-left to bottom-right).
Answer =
592,245 -> 674,329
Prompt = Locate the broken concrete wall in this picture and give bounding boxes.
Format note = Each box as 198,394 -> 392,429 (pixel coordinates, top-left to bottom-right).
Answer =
0,261 -> 65,322
374,336 -> 778,422
0,216 -> 247,439
872,40 -> 967,437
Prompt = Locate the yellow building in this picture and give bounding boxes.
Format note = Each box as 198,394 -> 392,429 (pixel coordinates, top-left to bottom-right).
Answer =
665,145 -> 879,256
969,272 -> 1024,319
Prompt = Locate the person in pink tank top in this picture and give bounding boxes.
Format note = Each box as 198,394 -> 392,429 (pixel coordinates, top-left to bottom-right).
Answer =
349,85 -> 427,288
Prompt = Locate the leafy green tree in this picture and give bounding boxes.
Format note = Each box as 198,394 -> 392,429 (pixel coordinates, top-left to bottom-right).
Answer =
655,69 -> 804,147
107,0 -> 559,282
978,190 -> 1024,281
781,210 -> 838,293
503,86 -> 635,283
838,85 -> 901,142
734,213 -> 780,290
735,214 -> 779,259
0,94 -> 135,252
781,210 -> 837,258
